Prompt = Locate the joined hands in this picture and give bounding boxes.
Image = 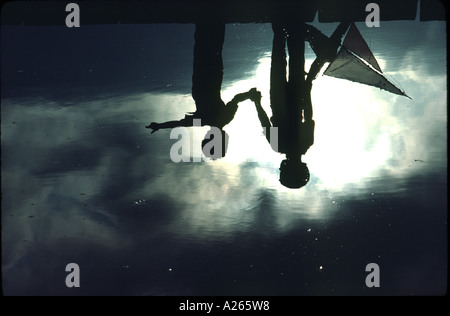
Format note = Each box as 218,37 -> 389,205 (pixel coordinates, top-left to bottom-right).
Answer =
249,88 -> 262,104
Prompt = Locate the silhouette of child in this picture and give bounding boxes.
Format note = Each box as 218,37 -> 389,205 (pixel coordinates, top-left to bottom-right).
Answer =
146,23 -> 261,159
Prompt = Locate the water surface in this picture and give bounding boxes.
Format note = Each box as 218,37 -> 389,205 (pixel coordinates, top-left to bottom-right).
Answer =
1,21 -> 447,295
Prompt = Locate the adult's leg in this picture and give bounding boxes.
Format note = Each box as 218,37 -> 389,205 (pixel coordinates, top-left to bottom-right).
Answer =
286,22 -> 305,118
303,83 -> 313,122
270,23 -> 288,127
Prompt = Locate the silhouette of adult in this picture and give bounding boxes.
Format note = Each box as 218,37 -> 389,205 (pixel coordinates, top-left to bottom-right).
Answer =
146,23 -> 261,158
252,21 -> 351,188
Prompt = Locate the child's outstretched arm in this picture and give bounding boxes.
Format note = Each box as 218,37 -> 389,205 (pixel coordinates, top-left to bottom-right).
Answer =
145,116 -> 195,134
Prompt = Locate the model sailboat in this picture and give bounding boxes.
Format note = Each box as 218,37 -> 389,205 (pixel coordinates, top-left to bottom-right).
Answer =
323,23 -> 411,99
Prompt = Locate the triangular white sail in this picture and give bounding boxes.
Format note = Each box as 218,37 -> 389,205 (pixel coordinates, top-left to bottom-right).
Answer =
324,24 -> 410,99
343,23 -> 382,73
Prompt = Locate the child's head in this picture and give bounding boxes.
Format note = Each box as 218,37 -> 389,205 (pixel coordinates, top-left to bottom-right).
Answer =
201,128 -> 229,159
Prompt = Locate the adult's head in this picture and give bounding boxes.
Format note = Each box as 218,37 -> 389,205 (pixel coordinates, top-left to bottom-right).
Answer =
279,157 -> 310,189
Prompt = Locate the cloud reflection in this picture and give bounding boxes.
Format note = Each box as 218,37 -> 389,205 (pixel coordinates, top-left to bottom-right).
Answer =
1,21 -> 446,295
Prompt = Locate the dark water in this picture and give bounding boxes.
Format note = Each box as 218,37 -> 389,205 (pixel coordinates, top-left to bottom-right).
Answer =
1,21 -> 447,295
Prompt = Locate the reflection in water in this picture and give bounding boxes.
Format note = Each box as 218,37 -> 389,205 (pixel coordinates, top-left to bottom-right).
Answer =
145,23 -> 262,160
1,21 -> 447,295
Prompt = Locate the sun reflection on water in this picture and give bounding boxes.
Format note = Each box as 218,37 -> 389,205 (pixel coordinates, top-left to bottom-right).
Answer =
207,53 -> 417,194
